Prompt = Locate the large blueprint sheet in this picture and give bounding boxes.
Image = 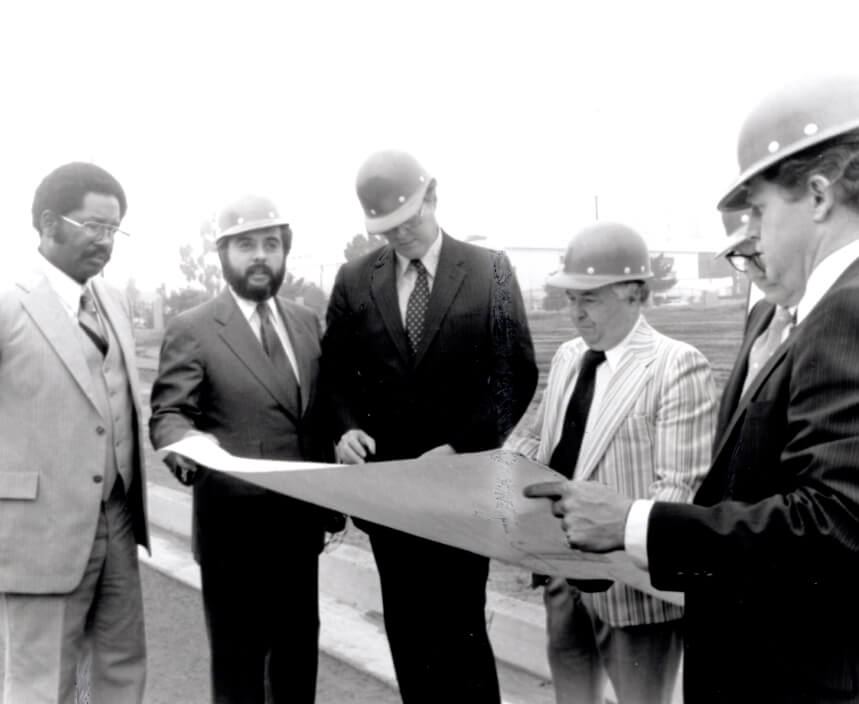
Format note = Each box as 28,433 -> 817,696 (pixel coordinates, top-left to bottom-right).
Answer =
162,436 -> 682,605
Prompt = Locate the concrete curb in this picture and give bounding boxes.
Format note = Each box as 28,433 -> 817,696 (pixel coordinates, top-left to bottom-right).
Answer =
145,482 -> 551,681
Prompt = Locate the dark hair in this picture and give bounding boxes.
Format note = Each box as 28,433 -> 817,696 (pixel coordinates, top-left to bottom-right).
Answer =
31,162 -> 127,232
762,129 -> 859,211
215,224 -> 293,257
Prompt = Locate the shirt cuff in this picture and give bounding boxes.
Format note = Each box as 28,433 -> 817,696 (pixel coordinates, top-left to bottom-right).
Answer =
624,499 -> 654,569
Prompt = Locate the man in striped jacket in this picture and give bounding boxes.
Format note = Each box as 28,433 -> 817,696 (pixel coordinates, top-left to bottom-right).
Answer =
506,222 -> 716,704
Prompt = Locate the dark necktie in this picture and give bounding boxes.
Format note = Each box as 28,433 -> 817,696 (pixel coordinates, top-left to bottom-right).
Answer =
256,302 -> 302,412
405,259 -> 430,355
78,289 -> 108,356
549,349 -> 606,478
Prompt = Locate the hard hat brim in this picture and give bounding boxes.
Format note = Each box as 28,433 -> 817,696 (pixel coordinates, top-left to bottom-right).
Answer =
714,226 -> 751,259
215,216 -> 291,243
717,116 -> 859,211
546,270 -> 653,290
364,181 -> 430,235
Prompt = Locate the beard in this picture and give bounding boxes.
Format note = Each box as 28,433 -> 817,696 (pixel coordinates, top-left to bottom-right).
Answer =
222,258 -> 286,303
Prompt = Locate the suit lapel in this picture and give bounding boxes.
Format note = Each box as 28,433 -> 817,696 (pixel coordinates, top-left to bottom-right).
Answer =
18,272 -> 105,416
370,247 -> 413,364
715,301 -> 775,438
575,321 -> 657,481
413,232 -> 466,367
215,290 -> 300,423
276,299 -> 313,415
712,313 -> 794,466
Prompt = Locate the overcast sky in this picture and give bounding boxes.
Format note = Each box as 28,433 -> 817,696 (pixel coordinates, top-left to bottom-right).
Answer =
2,0 -> 857,290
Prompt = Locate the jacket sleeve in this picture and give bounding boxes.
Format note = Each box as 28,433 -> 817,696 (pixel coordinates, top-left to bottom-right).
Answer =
647,288 -> 859,591
488,250 -> 538,439
148,316 -> 206,451
319,265 -> 364,443
648,344 -> 716,503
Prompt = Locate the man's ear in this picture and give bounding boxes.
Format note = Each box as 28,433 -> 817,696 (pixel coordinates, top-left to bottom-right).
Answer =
423,179 -> 438,210
808,174 -> 835,222
39,209 -> 58,238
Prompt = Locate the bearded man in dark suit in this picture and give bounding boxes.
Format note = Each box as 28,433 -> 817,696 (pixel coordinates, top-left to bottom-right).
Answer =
150,195 -> 336,704
321,150 -> 537,704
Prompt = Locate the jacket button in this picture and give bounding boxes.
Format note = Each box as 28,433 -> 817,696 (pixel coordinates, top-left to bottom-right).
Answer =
93,475 -> 103,483
96,426 -> 106,435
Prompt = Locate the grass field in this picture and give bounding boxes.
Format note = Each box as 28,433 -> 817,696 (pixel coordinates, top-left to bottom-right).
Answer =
137,300 -> 748,604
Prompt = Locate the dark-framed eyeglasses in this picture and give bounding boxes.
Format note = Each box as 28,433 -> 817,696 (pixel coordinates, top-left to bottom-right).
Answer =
725,250 -> 764,273
60,215 -> 130,241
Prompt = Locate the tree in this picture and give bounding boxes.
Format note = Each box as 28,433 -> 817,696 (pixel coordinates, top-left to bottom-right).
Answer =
344,233 -> 385,262
178,216 -> 223,297
649,253 -> 678,293
279,272 -> 328,319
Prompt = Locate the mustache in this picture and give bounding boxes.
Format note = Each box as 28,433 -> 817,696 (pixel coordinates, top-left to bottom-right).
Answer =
245,264 -> 273,277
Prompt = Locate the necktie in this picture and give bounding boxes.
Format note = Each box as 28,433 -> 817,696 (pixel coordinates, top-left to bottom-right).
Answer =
256,302 -> 302,412
741,306 -> 794,395
549,349 -> 606,478
405,259 -> 430,355
78,289 -> 108,356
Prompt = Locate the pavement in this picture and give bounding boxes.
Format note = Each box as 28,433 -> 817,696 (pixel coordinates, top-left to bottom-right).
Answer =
142,483 -> 558,704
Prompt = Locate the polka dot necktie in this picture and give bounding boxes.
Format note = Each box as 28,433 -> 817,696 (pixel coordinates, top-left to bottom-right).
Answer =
405,259 -> 430,355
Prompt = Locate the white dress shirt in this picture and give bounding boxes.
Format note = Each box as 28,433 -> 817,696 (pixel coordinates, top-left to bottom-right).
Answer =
38,253 -> 90,320
625,239 -> 859,569
229,289 -> 300,383
394,229 -> 443,326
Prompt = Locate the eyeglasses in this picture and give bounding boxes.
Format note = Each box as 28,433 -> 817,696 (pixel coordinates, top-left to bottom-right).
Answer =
725,250 -> 764,273
60,215 -> 130,241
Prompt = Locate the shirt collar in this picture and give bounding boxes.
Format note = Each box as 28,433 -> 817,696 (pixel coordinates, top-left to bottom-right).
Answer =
796,239 -> 859,323
601,314 -> 643,374
394,228 -> 443,279
229,287 -> 276,322
37,252 -> 87,316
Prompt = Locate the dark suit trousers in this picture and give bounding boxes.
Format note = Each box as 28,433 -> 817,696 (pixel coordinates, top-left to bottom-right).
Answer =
196,492 -> 323,704
366,523 -> 501,704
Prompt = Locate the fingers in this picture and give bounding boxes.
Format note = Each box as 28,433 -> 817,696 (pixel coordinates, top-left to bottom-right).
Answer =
164,452 -> 198,486
523,481 -> 566,499
337,430 -> 376,464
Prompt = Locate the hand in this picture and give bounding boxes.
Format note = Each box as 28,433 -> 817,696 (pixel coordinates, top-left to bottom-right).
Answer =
163,451 -> 199,486
336,429 -> 376,464
419,444 -> 455,457
523,480 -> 633,553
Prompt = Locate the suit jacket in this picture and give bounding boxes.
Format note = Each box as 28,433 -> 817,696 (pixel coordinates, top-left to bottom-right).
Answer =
322,232 -> 537,461
648,260 -> 859,701
0,269 -> 149,594
506,318 -> 716,626
149,289 -> 330,558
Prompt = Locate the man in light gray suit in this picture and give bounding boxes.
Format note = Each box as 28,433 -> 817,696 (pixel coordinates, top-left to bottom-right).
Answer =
0,162 -> 149,703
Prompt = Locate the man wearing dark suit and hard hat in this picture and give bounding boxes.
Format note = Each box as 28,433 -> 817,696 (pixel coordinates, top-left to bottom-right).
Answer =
150,195 -> 338,704
321,150 -> 537,704
526,75 -> 859,703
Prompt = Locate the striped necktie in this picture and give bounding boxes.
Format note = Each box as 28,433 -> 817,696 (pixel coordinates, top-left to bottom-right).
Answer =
78,289 -> 108,356
742,306 -> 794,395
256,302 -> 302,413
